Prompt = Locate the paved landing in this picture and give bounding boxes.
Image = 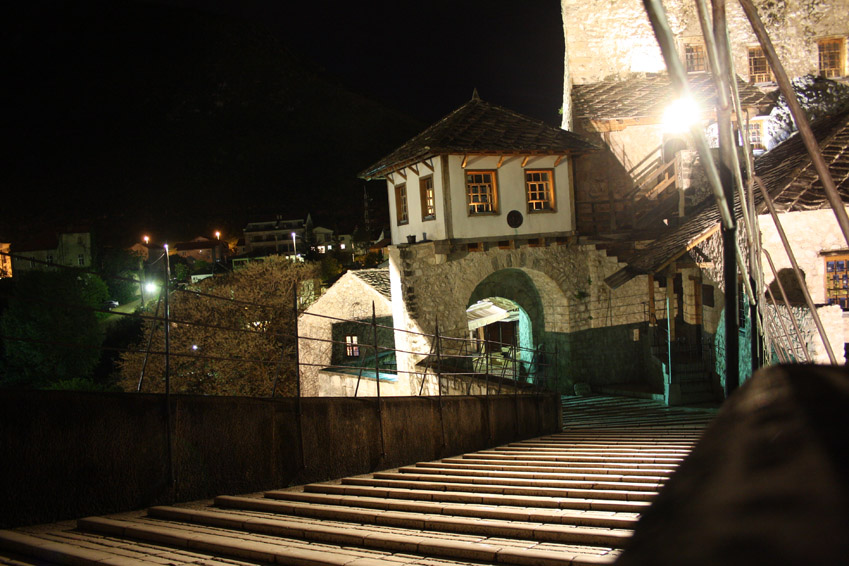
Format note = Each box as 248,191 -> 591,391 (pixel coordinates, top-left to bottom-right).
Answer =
0,396 -> 717,566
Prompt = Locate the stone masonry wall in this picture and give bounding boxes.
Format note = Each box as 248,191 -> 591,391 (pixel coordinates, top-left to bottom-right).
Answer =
562,0 -> 848,86
389,241 -> 665,389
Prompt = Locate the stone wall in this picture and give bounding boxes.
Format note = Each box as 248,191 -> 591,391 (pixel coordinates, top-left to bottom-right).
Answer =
389,240 -> 664,391
0,390 -> 561,529
561,0 -> 848,87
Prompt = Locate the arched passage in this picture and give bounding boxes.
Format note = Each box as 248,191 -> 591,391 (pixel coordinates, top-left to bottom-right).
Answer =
466,269 -> 547,382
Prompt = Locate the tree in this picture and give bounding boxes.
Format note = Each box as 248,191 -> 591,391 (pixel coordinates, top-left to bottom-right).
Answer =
97,247 -> 142,304
0,270 -> 106,388
119,257 -> 319,396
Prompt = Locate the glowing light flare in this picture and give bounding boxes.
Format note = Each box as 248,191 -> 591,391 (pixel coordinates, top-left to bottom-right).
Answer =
143,235 -> 150,244
662,97 -> 701,134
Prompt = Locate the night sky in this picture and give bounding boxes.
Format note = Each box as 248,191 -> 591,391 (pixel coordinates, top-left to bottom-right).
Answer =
163,0 -> 566,123
2,1 -> 565,243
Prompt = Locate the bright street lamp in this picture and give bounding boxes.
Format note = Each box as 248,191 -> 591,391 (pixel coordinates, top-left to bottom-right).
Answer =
143,235 -> 150,245
214,231 -> 221,240
291,232 -> 297,256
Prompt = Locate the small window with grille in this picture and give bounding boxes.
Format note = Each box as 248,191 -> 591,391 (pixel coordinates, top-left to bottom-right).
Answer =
685,43 -> 707,73
394,183 -> 408,225
748,46 -> 772,83
420,176 -> 435,220
525,170 -> 556,212
465,170 -> 498,215
345,335 -> 359,357
825,253 -> 849,310
819,38 -> 845,79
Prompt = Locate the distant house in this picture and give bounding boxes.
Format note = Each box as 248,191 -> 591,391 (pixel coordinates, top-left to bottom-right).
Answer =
172,237 -> 229,263
10,231 -> 93,274
241,213 -> 349,259
297,268 -> 396,397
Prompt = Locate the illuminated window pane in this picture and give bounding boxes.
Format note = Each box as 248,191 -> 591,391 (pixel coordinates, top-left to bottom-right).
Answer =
525,170 -> 555,212
345,335 -> 359,357
685,44 -> 706,73
420,176 -> 435,220
748,47 -> 771,83
819,38 -> 845,78
465,170 -> 498,214
395,183 -> 408,225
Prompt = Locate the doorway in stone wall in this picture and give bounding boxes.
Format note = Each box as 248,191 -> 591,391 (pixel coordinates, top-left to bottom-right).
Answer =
466,297 -> 534,383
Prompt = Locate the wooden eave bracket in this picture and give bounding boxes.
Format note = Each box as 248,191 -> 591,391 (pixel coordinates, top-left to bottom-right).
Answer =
462,155 -> 468,168
554,155 -> 565,167
422,159 -> 435,172
497,155 -> 505,169
521,156 -> 530,167
397,168 -> 407,180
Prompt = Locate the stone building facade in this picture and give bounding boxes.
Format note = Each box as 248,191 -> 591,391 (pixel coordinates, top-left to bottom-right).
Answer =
561,0 -> 849,126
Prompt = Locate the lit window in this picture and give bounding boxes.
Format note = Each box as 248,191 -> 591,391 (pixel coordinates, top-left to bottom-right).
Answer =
745,121 -> 765,151
465,170 -> 498,215
819,38 -> 845,78
345,335 -> 359,357
685,43 -> 707,73
525,170 -> 556,212
77,254 -> 85,266
420,176 -> 435,220
748,46 -> 772,83
825,254 -> 849,310
395,183 -> 408,225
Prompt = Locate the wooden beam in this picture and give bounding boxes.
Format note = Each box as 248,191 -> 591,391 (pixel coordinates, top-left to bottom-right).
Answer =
461,155 -> 468,168
397,168 -> 407,180
410,164 -> 419,175
554,155 -> 564,167
496,155 -> 505,168
521,156 -> 530,167
422,159 -> 434,172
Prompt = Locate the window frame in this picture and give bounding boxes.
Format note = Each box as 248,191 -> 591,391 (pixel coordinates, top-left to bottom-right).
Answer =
818,37 -> 846,79
465,170 -> 499,215
684,42 -> 707,73
748,46 -> 772,83
345,335 -> 360,357
419,175 -> 436,221
824,252 -> 849,310
394,182 -> 409,225
525,169 -> 556,213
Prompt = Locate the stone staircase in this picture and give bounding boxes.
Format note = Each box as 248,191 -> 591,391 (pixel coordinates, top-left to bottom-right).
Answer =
0,396 -> 716,566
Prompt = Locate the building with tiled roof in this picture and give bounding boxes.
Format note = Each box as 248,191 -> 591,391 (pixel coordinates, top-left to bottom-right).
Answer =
359,92 -> 598,248
297,268 -> 396,397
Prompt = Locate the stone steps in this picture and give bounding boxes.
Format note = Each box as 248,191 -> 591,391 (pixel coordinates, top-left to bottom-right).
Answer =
0,395 -> 718,566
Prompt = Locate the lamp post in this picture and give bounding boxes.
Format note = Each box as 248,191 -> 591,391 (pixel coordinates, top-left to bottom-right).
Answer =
214,231 -> 220,240
291,232 -> 297,258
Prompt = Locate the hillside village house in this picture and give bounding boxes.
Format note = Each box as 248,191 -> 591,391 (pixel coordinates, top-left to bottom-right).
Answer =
239,214 -> 351,261
9,231 -> 92,274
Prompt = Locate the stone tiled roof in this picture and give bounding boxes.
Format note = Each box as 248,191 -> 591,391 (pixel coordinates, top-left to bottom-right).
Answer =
359,93 -> 599,180
351,268 -> 392,300
573,73 -> 771,124
606,108 -> 849,287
